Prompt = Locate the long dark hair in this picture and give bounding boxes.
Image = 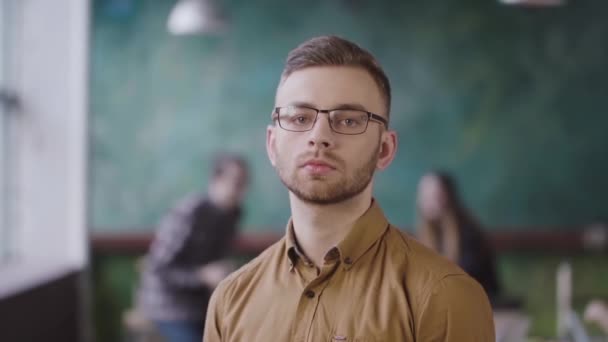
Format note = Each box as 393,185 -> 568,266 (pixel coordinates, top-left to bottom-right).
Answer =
417,170 -> 488,259
423,170 -> 478,228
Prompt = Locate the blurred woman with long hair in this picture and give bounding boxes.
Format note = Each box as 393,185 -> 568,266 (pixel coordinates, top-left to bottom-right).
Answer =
416,171 -> 500,302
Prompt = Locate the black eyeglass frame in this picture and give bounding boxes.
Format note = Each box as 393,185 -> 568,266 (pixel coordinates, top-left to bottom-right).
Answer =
272,106 -> 389,135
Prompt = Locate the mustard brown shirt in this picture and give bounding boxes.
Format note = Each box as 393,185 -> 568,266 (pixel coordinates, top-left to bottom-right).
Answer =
204,201 -> 495,341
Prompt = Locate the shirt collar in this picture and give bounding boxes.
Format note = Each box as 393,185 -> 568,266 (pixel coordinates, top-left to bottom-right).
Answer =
335,199 -> 389,269
284,199 -> 389,270
286,220 -> 313,268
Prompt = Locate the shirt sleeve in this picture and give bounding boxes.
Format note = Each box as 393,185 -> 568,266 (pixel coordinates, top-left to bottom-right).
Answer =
203,281 -> 226,342
416,274 -> 496,341
147,201 -> 203,289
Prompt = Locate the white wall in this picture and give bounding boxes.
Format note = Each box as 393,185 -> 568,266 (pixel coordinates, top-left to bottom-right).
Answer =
0,0 -> 89,297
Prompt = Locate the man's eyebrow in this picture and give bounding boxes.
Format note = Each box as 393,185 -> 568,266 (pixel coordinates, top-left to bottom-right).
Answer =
286,102 -> 369,111
329,103 -> 367,111
287,101 -> 317,108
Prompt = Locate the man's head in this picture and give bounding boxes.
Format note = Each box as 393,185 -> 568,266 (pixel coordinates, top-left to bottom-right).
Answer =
267,36 -> 397,205
208,154 -> 249,210
280,36 -> 392,117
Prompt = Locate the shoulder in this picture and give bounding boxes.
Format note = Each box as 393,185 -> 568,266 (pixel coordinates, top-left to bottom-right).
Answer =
155,193 -> 205,233
423,273 -> 490,306
387,225 -> 466,278
384,225 -> 489,302
386,227 -> 495,338
415,273 -> 495,340
211,237 -> 286,302
171,192 -> 206,213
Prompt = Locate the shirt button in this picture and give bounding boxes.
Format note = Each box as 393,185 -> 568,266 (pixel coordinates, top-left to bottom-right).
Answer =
305,290 -> 315,298
344,257 -> 353,265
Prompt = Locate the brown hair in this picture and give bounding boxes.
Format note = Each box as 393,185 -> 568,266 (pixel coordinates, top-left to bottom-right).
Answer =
281,36 -> 392,119
211,153 -> 249,183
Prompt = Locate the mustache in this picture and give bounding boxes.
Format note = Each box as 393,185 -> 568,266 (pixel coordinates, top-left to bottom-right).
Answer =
296,151 -> 344,168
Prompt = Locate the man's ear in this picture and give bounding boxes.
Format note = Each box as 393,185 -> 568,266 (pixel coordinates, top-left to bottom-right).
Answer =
377,130 -> 398,170
266,125 -> 277,167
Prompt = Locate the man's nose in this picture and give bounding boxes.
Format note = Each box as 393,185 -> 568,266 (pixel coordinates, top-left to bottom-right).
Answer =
308,112 -> 335,149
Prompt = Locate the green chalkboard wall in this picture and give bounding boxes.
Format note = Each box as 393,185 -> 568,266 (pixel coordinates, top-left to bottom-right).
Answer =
90,0 -> 608,232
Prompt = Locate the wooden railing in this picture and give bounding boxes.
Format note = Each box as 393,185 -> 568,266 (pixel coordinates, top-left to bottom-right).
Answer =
91,227 -> 597,255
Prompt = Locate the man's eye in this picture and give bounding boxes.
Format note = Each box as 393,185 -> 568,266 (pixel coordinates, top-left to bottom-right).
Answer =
293,115 -> 311,124
339,118 -> 361,127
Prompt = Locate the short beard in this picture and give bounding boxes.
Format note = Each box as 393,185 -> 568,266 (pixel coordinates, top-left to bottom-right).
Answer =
276,142 -> 381,205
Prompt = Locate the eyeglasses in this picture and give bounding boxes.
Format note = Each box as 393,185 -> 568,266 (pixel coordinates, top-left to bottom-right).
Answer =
272,106 -> 388,135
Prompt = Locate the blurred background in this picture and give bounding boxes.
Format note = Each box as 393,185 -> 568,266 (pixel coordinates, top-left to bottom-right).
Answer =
1,0 -> 607,341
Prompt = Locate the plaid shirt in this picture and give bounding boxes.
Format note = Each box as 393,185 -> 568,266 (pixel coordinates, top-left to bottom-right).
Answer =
137,193 -> 241,321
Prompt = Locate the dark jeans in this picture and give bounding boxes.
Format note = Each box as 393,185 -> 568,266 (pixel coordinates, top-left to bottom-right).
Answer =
155,320 -> 204,342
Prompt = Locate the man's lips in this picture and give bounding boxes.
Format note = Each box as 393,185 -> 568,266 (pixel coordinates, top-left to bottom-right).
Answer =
301,159 -> 336,174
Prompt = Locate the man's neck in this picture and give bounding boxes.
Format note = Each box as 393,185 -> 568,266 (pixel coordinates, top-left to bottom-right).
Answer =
289,187 -> 373,268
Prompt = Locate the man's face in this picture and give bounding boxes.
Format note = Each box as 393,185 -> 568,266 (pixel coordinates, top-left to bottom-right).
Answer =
267,66 -> 396,205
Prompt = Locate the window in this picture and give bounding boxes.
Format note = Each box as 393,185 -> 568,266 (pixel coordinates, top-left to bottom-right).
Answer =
0,0 -> 88,298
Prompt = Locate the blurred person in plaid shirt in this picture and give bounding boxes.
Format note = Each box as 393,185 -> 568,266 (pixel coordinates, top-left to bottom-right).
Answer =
136,153 -> 249,342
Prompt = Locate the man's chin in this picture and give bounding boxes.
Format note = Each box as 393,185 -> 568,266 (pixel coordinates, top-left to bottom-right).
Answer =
287,183 -> 331,202
291,185 -> 360,205
295,193 -> 342,205
297,180 -> 338,194
280,173 -> 360,204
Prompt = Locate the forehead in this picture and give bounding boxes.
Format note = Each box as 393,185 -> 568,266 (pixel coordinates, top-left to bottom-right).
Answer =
276,66 -> 385,115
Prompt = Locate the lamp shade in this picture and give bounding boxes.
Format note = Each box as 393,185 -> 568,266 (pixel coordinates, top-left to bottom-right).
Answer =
167,0 -> 227,35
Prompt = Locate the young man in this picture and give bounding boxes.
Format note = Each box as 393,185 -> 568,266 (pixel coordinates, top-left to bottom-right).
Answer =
204,36 -> 495,341
136,154 -> 248,342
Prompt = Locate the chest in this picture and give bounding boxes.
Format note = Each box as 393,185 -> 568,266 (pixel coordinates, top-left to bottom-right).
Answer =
176,216 -> 237,264
224,265 -> 416,342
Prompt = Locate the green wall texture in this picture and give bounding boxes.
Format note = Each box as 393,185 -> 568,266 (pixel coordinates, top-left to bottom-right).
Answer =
90,0 -> 608,232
